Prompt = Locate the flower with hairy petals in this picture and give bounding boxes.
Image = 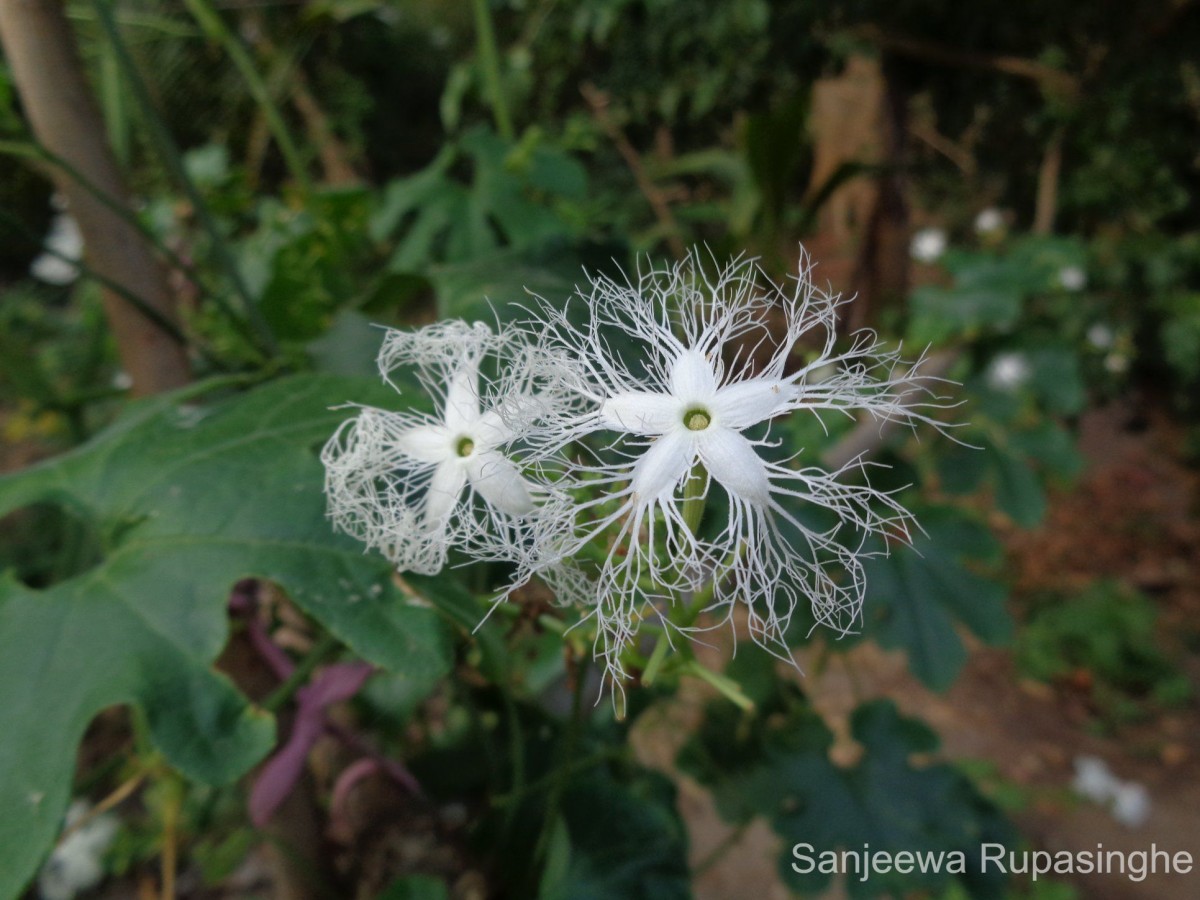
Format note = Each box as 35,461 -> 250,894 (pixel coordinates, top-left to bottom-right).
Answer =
322,321 -> 546,575
522,250 -> 953,680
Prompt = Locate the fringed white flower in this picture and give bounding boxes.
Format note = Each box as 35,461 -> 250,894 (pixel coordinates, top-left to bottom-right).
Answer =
522,250 -> 952,680
322,320 -> 546,575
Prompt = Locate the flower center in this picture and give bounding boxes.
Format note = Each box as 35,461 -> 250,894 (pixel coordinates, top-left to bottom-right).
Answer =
684,407 -> 712,432
455,435 -> 476,457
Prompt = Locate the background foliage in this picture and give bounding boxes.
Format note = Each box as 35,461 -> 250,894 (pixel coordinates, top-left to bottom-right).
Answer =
1,0 -> 1197,898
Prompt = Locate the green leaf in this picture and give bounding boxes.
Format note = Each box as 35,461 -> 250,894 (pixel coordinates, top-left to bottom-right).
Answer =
539,769 -> 691,900
377,875 -> 450,900
1026,346 -> 1086,415
1007,421 -> 1085,481
908,284 -> 1023,344
426,240 -> 626,324
936,444 -> 990,495
864,510 -> 1012,689
0,375 -> 452,898
681,696 -> 1014,899
991,446 -> 1047,527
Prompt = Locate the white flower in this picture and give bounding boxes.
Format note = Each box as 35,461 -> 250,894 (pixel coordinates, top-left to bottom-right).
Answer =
910,227 -> 947,263
1058,265 -> 1087,291
1086,323 -> 1115,349
1071,756 -> 1151,827
30,212 -> 83,286
522,251 -> 949,679
986,352 -> 1031,392
322,321 -> 547,575
1072,755 -> 1119,803
1111,781 -> 1151,827
973,208 -> 1004,235
1104,351 -> 1130,375
38,801 -> 118,900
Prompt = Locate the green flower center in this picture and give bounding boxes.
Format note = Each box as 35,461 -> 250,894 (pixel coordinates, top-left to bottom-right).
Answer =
684,408 -> 712,432
455,436 -> 476,457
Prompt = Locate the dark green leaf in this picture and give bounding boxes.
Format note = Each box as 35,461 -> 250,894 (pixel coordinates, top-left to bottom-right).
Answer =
377,874 -> 450,900
539,769 -> 691,900
681,697 -> 1014,899
864,509 -> 1012,688
991,446 -> 1047,527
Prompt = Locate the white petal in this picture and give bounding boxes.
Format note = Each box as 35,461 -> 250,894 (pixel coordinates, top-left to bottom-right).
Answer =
630,429 -> 694,501
472,409 -> 513,450
395,424 -> 452,463
442,362 -> 481,432
466,450 -> 535,516
711,378 -> 792,429
699,427 -> 772,506
425,460 -> 466,527
600,392 -> 680,435
669,348 -> 717,401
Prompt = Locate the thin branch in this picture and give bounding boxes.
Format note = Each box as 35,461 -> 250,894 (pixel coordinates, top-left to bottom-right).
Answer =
851,24 -> 1081,98
581,82 -> 688,260
91,0 -> 279,358
1033,127 -> 1065,235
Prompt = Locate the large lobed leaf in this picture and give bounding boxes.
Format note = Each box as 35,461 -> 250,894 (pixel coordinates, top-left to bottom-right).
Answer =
0,374 -> 452,899
680,692 -> 1014,899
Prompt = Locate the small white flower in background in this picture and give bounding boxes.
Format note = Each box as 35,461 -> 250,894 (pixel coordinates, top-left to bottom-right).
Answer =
322,321 -> 551,575
38,801 -> 118,900
521,251 -> 951,678
1071,756 -> 1151,827
986,352 -> 1031,392
1086,323 -> 1115,350
910,227 -> 947,263
1058,265 -> 1087,291
1111,781 -> 1151,827
1104,351 -> 1131,375
1072,755 -> 1120,803
30,205 -> 84,287
973,207 -> 1004,235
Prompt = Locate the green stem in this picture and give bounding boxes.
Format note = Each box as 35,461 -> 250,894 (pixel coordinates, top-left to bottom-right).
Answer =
181,0 -> 313,195
641,630 -> 671,686
681,461 -> 707,535
471,0 -> 514,140
683,660 -> 755,711
91,0 -> 279,358
534,655 -> 590,865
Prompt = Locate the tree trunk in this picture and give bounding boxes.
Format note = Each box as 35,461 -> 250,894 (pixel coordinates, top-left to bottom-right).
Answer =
0,0 -> 191,395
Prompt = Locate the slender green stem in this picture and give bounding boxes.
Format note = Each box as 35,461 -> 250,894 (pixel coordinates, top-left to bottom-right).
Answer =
683,659 -> 755,711
534,655 -> 590,865
91,0 -> 278,358
262,632 -> 342,712
181,0 -> 313,194
491,748 -> 620,807
471,0 -> 514,140
681,461 -> 707,535
641,630 -> 671,686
